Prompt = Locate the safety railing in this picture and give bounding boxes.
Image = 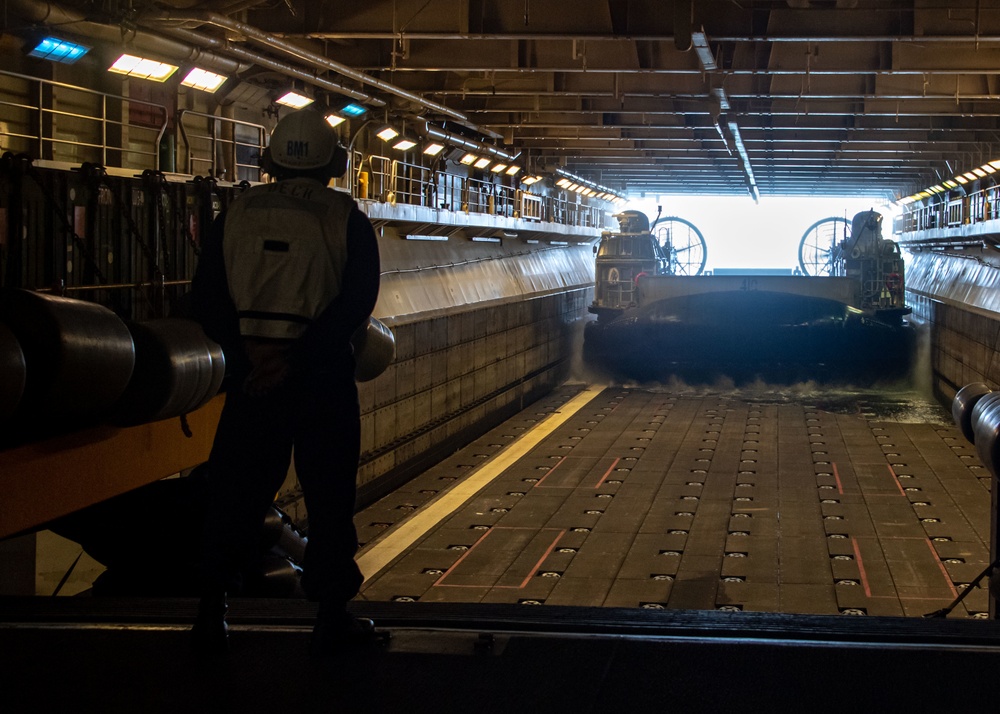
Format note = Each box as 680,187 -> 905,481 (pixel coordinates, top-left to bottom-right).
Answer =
360,153 -> 615,229
176,110 -> 268,182
896,183 -> 1000,234
0,69 -> 167,170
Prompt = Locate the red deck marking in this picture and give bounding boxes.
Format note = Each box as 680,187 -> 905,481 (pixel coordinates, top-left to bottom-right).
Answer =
832,462 -> 844,495
886,464 -> 906,496
851,537 -> 873,598
534,455 -> 567,488
515,529 -> 567,589
924,538 -> 960,599
594,457 -> 621,489
433,527 -> 494,586
434,528 -> 567,589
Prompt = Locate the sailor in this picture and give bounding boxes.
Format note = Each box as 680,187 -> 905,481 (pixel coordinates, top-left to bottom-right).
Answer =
190,108 -> 381,655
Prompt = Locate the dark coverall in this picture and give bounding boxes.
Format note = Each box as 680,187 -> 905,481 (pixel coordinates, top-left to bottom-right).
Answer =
191,191 -> 380,605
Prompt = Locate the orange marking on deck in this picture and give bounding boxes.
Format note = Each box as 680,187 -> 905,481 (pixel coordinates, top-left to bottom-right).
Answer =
851,537 -> 872,598
924,538 -> 960,599
832,462 -> 844,494
534,455 -> 567,487
433,527 -> 494,586
594,457 -> 621,489
887,464 -> 906,496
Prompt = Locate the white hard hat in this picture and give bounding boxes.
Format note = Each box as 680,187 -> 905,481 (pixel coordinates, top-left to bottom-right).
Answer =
268,109 -> 337,170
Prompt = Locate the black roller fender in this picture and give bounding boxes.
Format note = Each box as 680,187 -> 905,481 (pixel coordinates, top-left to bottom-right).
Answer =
195,337 -> 226,412
0,289 -> 134,428
111,318 -> 223,426
352,316 -> 395,382
971,391 -> 1000,477
952,382 -> 992,444
245,552 -> 303,598
0,322 -> 26,423
259,506 -> 308,564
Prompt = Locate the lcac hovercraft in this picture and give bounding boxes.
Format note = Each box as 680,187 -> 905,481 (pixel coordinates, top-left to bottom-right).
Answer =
583,209 -> 915,383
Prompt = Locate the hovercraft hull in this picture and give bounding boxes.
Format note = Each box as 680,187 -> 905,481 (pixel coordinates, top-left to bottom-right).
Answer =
584,289 -> 915,383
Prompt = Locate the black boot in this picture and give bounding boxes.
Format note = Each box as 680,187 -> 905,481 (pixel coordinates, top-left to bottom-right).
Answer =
192,592 -> 229,654
309,602 -> 377,657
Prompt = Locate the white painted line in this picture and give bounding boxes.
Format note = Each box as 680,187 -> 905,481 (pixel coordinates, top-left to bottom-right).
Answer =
356,384 -> 606,582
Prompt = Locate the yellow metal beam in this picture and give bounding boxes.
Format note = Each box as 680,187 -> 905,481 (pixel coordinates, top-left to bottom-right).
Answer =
0,395 -> 224,540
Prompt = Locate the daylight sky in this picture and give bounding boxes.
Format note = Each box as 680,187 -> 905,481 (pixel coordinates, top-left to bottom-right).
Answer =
622,195 -> 899,272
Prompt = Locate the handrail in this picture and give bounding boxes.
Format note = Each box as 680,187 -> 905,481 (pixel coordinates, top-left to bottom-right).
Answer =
176,110 -> 268,182
896,183 -> 1000,236
362,153 -> 616,229
0,69 -> 167,170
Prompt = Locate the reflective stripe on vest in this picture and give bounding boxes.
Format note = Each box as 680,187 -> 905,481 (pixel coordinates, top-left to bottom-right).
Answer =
223,179 -> 353,339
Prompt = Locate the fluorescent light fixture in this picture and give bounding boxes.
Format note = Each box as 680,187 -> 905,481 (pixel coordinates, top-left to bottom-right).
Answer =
490,163 -> 508,173
567,183 -> 579,191
275,90 -> 313,108
109,53 -> 178,81
963,172 -> 978,181
28,36 -> 90,64
473,157 -> 491,169
460,153 -> 478,165
392,138 -> 417,151
405,234 -> 449,241
521,176 -> 541,185
990,159 -> 1000,170
525,239 -> 540,244
556,178 -> 572,188
472,236 -> 501,243
944,180 -> 959,188
325,113 -> 346,128
973,168 -> 987,177
423,142 -> 446,156
549,240 -> 569,246
983,164 -> 997,174
574,185 -> 587,193
341,103 -> 367,117
376,125 -> 400,141
181,67 -> 227,92
505,165 -> 521,176
956,175 -> 969,184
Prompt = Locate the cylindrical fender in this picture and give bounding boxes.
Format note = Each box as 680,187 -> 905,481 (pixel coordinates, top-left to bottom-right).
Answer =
111,318 -> 222,426
971,391 -> 1000,476
952,382 -> 992,444
351,317 -> 396,382
248,552 -> 303,598
0,289 -> 135,429
259,506 -> 308,564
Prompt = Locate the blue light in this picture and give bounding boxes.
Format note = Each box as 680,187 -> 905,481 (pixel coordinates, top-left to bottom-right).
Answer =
340,103 -> 367,117
28,37 -> 90,64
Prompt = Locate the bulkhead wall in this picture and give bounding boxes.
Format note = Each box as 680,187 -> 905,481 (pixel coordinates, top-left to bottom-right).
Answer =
905,250 -> 1000,399
277,235 -> 596,519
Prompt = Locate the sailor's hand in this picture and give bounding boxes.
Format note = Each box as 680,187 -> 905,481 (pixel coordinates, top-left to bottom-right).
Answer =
243,341 -> 291,396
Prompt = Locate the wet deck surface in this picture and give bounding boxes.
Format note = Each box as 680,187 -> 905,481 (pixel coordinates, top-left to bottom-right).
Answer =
356,382 -> 993,618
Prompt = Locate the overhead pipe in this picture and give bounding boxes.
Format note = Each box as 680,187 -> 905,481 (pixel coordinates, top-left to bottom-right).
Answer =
152,25 -> 386,107
417,122 -> 519,163
146,10 -> 469,122
8,0 -> 249,75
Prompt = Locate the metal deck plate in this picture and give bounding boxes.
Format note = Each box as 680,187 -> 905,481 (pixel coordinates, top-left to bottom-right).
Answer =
357,384 -> 991,618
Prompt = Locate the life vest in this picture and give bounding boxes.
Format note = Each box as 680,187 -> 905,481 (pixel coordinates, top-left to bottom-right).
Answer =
223,178 -> 353,339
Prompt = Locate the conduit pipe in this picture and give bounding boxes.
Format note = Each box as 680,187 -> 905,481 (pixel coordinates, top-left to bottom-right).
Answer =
9,0 -> 249,75
152,25 -> 386,107
418,122 -> 519,163
146,10 -> 468,122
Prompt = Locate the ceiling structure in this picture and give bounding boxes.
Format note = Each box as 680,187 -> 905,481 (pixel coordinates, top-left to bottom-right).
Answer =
14,0 -> 1000,200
